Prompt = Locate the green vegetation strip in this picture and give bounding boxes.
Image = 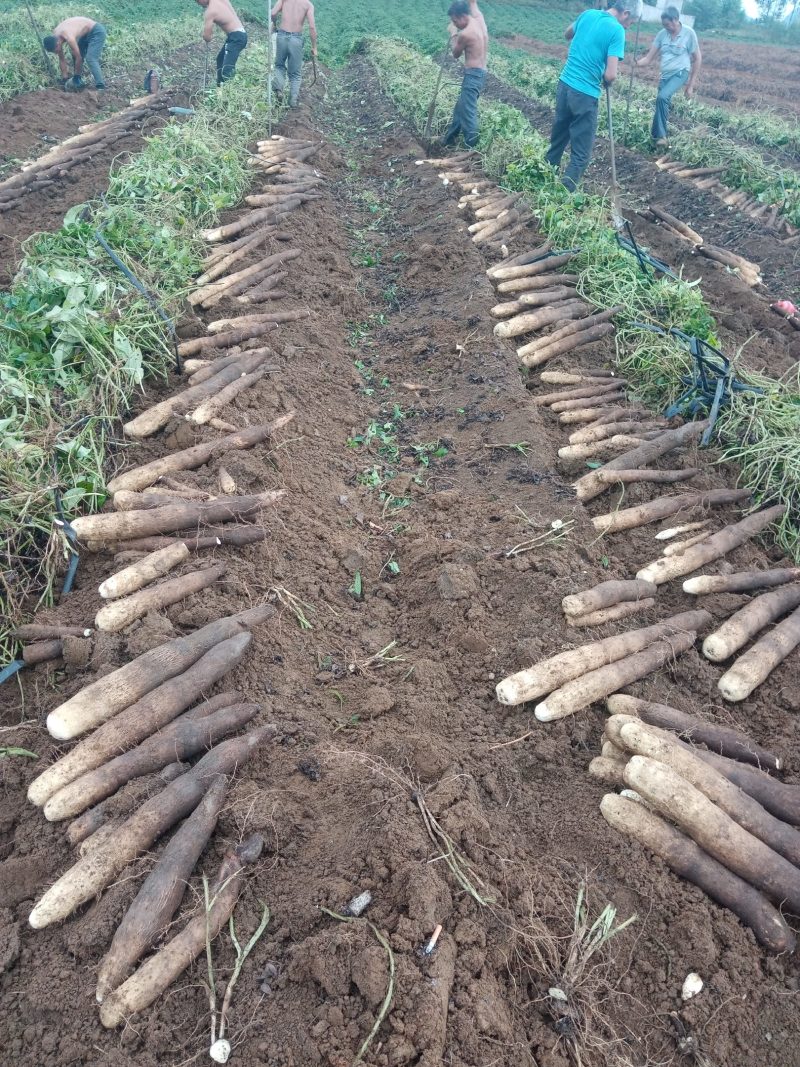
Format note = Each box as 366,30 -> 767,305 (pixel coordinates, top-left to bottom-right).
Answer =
0,49 -> 270,657
366,38 -> 800,559
489,45 -> 800,225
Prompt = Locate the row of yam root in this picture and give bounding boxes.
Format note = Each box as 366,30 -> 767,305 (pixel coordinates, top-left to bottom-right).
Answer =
0,93 -> 171,214
427,156 -> 800,954
13,136 -> 326,1029
654,157 -> 800,245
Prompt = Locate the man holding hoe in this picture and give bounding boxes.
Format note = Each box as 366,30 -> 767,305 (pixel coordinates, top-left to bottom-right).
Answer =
636,5 -> 701,146
442,0 -> 489,151
43,17 -> 107,92
270,0 -> 318,109
196,0 -> 248,85
545,0 -> 642,191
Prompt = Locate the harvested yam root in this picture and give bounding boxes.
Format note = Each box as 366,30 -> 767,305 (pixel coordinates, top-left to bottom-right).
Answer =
535,630 -> 698,721
99,543 -> 190,600
718,605 -> 800,702
566,599 -> 655,628
43,701 -> 260,822
496,609 -> 709,707
29,731 -> 274,929
703,584 -> 800,662
606,693 -> 782,771
591,488 -> 750,535
95,564 -> 227,633
684,567 -> 800,595
600,794 -> 795,953
637,505 -> 786,586
100,832 -> 264,1028
96,776 -> 229,1001
562,579 -> 657,619
624,755 -> 800,913
36,604 -> 270,751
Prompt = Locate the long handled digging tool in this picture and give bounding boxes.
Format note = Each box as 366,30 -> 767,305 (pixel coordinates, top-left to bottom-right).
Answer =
24,0 -> 58,84
203,40 -> 210,91
267,27 -> 275,136
424,35 -> 453,142
606,85 -> 624,230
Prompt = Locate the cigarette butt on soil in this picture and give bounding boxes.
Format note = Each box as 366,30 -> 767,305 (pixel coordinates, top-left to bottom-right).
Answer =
424,924 -> 443,955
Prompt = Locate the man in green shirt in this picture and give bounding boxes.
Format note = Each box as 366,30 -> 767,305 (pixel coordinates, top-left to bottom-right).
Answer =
636,6 -> 702,145
545,0 -> 642,192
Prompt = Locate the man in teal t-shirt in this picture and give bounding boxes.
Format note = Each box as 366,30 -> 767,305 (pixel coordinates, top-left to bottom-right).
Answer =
546,0 -> 642,191
636,5 -> 701,145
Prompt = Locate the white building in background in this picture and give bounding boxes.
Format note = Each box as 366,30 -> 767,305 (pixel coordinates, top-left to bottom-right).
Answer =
640,0 -> 696,27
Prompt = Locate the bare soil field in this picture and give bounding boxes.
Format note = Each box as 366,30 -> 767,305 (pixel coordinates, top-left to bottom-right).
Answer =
1,53 -> 799,1067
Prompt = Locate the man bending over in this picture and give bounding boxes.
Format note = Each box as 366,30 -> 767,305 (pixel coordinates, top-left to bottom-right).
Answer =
271,0 -> 318,109
545,0 -> 642,191
196,0 -> 248,85
442,0 -> 489,151
44,17 -> 106,91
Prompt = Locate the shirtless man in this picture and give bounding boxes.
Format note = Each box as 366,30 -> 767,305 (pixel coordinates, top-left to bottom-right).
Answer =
196,0 -> 248,85
442,0 -> 489,150
43,17 -> 107,91
271,0 -> 318,109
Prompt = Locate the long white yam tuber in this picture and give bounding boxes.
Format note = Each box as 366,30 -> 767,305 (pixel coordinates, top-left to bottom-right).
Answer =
623,756 -> 800,912
718,605 -> 800,702
29,733 -> 273,929
562,579 -> 657,619
107,414 -> 294,494
496,609 -> 709,706
605,694 -> 782,771
684,567 -> 800,595
70,490 -> 285,545
618,721 -> 800,867
569,420 -> 669,445
535,630 -> 698,721
123,350 -> 272,439
600,794 -> 795,953
37,605 -> 270,750
494,300 -> 589,339
99,544 -> 190,600
44,701 -> 258,820
95,565 -> 226,633
703,584 -> 800,662
34,634 -> 254,807
636,505 -> 786,586
591,489 -> 750,535
574,421 -> 709,502
99,833 -> 264,1027
96,776 -> 229,1002
187,366 -> 269,426
567,599 -> 656,628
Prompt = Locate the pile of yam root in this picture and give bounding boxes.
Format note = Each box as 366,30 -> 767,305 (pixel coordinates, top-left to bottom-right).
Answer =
594,695 -> 799,954
10,138 -> 332,1027
0,95 -> 171,215
25,606 -> 275,1027
653,158 -> 799,244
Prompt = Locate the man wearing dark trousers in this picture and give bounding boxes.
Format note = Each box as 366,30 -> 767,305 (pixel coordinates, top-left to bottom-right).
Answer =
546,0 -> 642,191
442,0 -> 488,151
196,0 -> 248,85
636,5 -> 701,146
44,17 -> 107,91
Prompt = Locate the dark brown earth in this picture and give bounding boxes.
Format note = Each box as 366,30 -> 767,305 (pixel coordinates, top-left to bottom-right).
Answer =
1,53 -> 800,1067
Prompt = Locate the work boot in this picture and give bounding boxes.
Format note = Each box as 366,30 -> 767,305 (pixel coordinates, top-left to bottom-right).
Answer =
289,97 -> 300,109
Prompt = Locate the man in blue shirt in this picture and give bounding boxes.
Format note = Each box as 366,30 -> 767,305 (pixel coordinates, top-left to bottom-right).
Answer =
546,0 -> 643,192
636,6 -> 701,145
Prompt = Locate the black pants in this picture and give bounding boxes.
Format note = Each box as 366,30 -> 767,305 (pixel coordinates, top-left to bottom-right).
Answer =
217,30 -> 248,84
546,79 -> 599,192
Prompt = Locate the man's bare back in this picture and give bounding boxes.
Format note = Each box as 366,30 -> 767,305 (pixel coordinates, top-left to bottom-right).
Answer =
197,0 -> 244,40
52,17 -> 96,46
452,1 -> 488,69
271,0 -> 317,55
